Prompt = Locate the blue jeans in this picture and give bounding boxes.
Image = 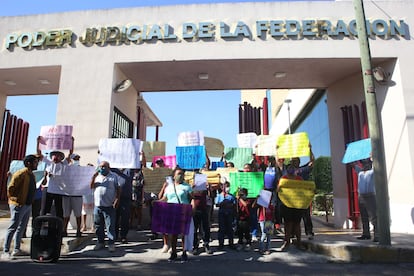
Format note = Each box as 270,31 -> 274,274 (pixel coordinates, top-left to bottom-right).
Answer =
250,206 -> 258,237
259,221 -> 271,251
218,209 -> 234,246
94,206 -> 116,245
3,204 -> 31,252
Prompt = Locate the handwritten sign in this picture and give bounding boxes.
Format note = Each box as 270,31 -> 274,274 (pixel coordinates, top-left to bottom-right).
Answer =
257,189 -> 273,208
278,178 -> 315,209
237,132 -> 257,149
342,138 -> 371,164
224,147 -> 253,169
216,167 -> 239,183
256,135 -> 277,156
151,201 -> 193,235
177,130 -> 204,146
143,141 -> 166,161
193,174 -> 208,191
204,137 -> 225,157
46,165 -> 96,196
152,155 -> 177,169
176,145 -> 206,169
229,171 -> 264,198
277,132 -> 310,158
39,125 -> 73,150
142,167 -> 173,193
98,138 -> 141,169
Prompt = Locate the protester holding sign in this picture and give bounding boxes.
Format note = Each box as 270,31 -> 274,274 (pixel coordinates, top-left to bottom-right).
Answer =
353,158 -> 379,242
37,136 -> 72,221
277,162 -> 305,251
159,167 -> 193,262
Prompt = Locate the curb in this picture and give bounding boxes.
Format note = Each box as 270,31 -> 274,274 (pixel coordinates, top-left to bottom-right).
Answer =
303,239 -> 414,263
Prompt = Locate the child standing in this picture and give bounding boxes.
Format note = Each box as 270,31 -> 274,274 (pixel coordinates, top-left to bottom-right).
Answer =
215,181 -> 236,250
236,188 -> 253,251
258,190 -> 275,255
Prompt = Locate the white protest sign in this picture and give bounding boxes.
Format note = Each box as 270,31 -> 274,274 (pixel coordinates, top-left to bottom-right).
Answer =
46,165 -> 96,196
39,125 -> 73,151
257,189 -> 272,208
193,174 -> 208,191
177,130 -> 204,146
237,132 -> 257,149
98,138 -> 142,169
256,135 -> 277,156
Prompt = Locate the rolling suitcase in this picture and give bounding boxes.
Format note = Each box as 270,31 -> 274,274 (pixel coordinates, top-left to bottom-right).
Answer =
31,215 -> 63,262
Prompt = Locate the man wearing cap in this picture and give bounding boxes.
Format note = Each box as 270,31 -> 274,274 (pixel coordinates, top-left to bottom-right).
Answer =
2,155 -> 39,260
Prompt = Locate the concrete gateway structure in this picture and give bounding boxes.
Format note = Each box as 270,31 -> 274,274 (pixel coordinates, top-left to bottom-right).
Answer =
1,1 -> 413,234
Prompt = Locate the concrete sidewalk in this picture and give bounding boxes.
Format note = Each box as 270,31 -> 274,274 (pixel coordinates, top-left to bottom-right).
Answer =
1,207 -> 413,263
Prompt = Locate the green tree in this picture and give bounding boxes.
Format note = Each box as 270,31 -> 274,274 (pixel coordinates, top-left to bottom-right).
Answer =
310,156 -> 332,193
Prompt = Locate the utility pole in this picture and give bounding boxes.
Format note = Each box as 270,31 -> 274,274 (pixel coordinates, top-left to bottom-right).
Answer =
285,99 -> 292,134
353,0 -> 391,245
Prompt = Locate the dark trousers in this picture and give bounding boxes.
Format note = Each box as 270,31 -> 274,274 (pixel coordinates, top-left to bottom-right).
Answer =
193,209 -> 210,249
302,206 -> 314,235
237,220 -> 251,245
218,209 -> 234,246
43,192 -> 63,219
115,198 -> 131,240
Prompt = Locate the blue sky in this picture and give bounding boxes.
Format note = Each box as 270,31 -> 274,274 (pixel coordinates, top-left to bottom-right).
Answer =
2,0 -> 322,158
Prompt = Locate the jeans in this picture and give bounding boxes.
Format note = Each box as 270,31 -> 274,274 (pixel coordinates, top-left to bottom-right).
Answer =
115,198 -> 131,240
259,221 -> 271,251
94,206 -> 116,245
218,209 -> 234,246
250,206 -> 258,238
3,204 -> 31,252
359,193 -> 378,238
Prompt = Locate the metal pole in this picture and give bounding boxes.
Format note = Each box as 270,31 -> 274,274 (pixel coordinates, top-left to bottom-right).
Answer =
285,99 -> 292,134
353,0 -> 391,245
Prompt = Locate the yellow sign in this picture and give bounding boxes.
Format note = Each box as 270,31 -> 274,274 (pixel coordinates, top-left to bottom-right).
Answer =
142,167 -> 172,193
277,132 -> 310,159
278,178 -> 315,209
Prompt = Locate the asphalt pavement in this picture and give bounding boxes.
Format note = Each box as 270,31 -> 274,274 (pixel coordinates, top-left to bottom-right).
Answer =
1,206 -> 414,264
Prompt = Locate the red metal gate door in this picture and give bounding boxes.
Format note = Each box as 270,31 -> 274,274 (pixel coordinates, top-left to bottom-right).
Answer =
0,110 -> 29,202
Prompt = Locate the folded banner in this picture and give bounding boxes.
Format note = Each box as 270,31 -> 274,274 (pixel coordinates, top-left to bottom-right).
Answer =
151,201 -> 192,235
342,138 -> 371,164
278,178 -> 315,209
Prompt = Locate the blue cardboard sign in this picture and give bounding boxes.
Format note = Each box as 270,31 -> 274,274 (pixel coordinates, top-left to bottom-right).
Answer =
342,138 -> 371,164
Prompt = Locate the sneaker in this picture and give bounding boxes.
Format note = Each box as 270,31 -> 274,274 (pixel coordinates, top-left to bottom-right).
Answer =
181,253 -> 188,262
76,231 -> 82,238
168,252 -> 177,262
94,243 -> 105,251
11,249 -> 25,256
280,241 -> 290,251
192,248 -> 199,255
264,250 -> 271,255
372,237 -> 379,242
108,244 -> 115,252
307,233 -> 314,240
251,236 -> 258,242
121,238 -> 128,244
357,235 -> 371,240
161,244 -> 170,253
1,252 -> 11,260
244,244 -> 251,251
204,244 -> 213,255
